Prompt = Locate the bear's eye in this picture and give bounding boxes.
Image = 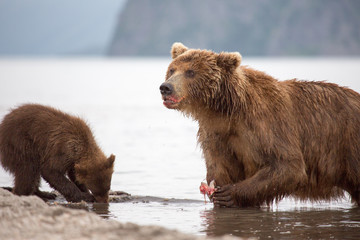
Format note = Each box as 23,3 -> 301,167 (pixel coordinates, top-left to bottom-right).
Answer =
185,70 -> 195,78
169,68 -> 175,75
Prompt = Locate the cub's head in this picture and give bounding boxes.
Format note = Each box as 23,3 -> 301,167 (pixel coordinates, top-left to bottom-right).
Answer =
76,154 -> 115,203
160,42 -> 242,114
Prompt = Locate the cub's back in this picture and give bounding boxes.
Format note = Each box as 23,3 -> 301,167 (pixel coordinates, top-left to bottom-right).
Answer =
0,104 -> 95,162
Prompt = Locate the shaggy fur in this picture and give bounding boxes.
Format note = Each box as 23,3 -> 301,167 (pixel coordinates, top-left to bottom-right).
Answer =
160,42 -> 360,207
0,104 -> 115,203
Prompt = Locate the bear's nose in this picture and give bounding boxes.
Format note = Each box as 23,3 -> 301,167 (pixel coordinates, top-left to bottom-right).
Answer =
160,82 -> 174,96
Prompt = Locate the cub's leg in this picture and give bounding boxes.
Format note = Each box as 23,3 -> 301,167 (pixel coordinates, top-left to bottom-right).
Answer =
41,167 -> 94,202
28,174 -> 56,200
13,167 -> 40,196
68,167 -> 89,193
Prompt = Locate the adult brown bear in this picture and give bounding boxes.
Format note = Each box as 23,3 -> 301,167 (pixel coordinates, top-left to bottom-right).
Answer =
160,42 -> 360,207
0,104 -> 115,203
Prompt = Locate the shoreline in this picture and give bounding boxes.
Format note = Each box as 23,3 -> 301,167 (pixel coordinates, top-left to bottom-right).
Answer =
0,188 -> 240,240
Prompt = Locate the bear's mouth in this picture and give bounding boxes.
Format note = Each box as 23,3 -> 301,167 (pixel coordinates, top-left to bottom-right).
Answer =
162,96 -> 184,109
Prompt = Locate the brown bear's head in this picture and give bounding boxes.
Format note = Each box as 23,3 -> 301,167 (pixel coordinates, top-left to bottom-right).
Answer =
160,42 -> 242,115
76,154 -> 115,203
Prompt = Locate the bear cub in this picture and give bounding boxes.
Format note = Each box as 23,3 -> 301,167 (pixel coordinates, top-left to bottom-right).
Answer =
0,104 -> 115,203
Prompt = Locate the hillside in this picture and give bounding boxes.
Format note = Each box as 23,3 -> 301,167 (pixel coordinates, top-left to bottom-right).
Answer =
108,0 -> 360,56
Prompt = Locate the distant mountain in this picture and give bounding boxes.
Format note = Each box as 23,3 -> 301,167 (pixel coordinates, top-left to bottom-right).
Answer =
0,0 -> 126,56
108,0 -> 360,56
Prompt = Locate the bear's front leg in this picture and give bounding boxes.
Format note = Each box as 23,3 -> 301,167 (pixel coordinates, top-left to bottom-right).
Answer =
213,164 -> 307,208
213,183 -> 261,207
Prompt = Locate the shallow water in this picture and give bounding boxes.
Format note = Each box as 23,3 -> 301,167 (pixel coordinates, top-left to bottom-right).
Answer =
201,205 -> 360,239
1,58 -> 360,239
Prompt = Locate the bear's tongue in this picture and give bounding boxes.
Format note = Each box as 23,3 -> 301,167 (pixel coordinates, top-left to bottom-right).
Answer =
162,96 -> 184,109
163,99 -> 176,108
162,96 -> 177,108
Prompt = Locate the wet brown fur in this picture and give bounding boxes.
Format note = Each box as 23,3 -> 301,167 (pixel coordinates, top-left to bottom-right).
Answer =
0,104 -> 115,203
161,42 -> 360,207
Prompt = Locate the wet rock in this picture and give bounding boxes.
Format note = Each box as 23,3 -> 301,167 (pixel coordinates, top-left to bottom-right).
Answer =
0,188 -> 241,240
45,190 -> 132,208
109,190 -> 133,202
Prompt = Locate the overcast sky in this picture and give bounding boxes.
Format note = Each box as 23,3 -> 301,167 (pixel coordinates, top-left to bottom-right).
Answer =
0,0 -> 126,56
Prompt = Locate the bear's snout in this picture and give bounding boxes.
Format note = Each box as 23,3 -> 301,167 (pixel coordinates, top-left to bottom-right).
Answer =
160,81 -> 185,109
160,82 -> 174,96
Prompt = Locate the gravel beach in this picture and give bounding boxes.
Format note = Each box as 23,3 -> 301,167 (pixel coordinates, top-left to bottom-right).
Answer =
0,188 -> 241,240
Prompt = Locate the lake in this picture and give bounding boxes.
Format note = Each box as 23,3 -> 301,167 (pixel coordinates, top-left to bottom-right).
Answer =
1,57 -> 360,239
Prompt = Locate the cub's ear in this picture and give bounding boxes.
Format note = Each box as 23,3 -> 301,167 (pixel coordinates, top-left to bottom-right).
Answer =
171,42 -> 188,59
105,154 -> 115,169
217,52 -> 242,72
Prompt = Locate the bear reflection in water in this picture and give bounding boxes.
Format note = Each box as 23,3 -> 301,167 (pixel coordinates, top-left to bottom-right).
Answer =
201,207 -> 360,238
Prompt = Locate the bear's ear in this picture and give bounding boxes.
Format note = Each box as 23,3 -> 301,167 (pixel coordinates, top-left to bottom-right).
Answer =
171,42 -> 188,59
105,154 -> 115,169
216,52 -> 242,72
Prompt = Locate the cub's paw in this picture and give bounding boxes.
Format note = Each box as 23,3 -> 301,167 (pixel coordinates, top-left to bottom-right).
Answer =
66,192 -> 95,203
36,190 -> 57,200
81,192 -> 95,202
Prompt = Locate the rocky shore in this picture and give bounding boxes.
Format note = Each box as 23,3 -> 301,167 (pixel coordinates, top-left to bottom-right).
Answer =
0,188 -> 239,240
